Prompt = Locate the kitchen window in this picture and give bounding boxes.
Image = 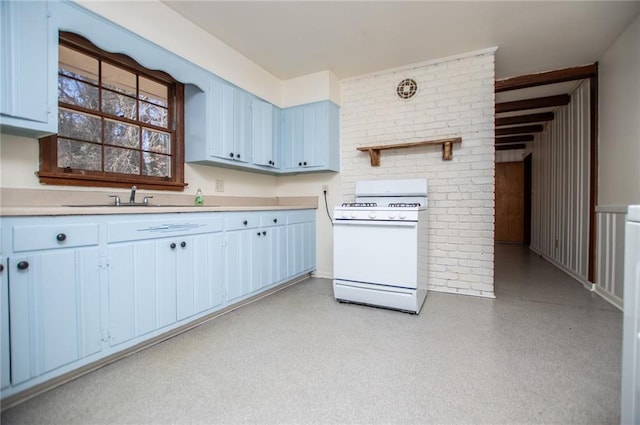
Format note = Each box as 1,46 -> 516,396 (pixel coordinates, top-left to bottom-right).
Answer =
39,32 -> 186,191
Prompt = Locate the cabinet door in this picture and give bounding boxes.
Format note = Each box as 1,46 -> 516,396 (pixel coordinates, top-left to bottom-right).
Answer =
251,99 -> 275,168
209,80 -> 235,161
270,225 -> 288,284
303,102 -> 328,168
287,221 -> 317,278
281,107 -> 305,169
251,229 -> 272,290
8,249 -> 101,385
1,257 -> 9,390
108,240 -> 177,347
176,233 -> 224,321
225,230 -> 253,301
0,0 -> 57,135
233,89 -> 251,163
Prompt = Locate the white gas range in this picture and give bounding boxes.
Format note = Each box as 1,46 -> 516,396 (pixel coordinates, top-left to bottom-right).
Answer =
332,179 -> 429,314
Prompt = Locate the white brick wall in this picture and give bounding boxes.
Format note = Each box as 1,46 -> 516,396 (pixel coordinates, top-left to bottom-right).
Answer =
340,49 -> 496,298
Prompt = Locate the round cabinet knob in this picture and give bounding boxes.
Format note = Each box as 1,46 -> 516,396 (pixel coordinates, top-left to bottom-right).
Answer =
0,264 -> 4,273
229,153 -> 234,158
298,162 -> 302,166
17,261 -> 29,270
243,220 -> 248,226
262,231 -> 267,236
180,241 -> 186,248
56,233 -> 67,242
170,243 -> 177,249
368,212 -> 376,219
236,154 -> 241,159
257,232 -> 261,236
273,218 -> 278,224
303,161 -> 307,166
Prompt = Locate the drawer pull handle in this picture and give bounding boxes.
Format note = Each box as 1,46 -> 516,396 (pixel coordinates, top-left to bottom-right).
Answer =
17,261 -> 29,270
56,233 -> 67,242
180,241 -> 187,248
170,243 -> 177,249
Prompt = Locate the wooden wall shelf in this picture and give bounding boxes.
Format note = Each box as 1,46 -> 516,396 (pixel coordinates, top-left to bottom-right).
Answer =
356,137 -> 462,166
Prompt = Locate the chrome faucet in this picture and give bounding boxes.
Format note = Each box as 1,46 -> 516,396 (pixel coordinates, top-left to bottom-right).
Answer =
129,186 -> 137,204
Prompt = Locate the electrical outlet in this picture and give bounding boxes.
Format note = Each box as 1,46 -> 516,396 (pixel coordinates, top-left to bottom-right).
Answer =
215,179 -> 224,192
322,184 -> 329,195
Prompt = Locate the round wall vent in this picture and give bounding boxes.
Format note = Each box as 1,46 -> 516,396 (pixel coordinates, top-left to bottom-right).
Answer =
396,78 -> 418,100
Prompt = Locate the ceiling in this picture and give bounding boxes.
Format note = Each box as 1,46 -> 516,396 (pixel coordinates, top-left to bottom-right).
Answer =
162,1 -> 640,82
162,1 -> 639,148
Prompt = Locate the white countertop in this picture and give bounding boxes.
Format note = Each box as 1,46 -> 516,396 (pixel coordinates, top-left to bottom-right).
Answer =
0,188 -> 318,216
0,204 -> 314,217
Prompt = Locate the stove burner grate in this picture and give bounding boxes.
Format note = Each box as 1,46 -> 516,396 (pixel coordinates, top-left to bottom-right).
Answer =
341,202 -> 378,207
388,202 -> 422,208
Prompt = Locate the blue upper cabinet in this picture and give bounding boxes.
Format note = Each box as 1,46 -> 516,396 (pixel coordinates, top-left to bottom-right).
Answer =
0,0 -> 58,137
281,101 -> 339,173
251,98 -> 277,168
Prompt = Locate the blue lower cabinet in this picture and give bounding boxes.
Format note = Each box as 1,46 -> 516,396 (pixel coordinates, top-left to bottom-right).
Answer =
224,229 -> 254,301
108,240 -> 170,347
176,233 -> 224,321
0,209 -> 316,399
8,249 -> 101,385
286,211 -> 317,278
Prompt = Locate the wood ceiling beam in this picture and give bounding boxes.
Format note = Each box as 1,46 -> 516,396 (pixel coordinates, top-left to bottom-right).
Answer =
495,94 -> 570,114
496,112 -> 555,127
495,144 -> 526,151
495,64 -> 597,92
495,135 -> 534,144
495,124 -> 544,137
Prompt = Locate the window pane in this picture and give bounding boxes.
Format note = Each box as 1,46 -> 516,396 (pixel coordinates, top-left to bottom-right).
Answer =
105,147 -> 140,175
57,138 -> 102,171
58,76 -> 99,110
139,77 -> 168,107
58,108 -> 102,143
139,101 -> 168,128
102,62 -> 136,96
142,129 -> 171,154
102,89 -> 137,120
143,152 -> 171,177
59,45 -> 98,84
104,119 -> 139,148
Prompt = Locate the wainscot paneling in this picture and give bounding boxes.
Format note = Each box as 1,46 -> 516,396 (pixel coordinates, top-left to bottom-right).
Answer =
595,206 -> 627,310
530,80 -> 590,285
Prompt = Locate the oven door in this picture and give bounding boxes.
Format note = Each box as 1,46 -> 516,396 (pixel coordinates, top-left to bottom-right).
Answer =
333,219 -> 418,288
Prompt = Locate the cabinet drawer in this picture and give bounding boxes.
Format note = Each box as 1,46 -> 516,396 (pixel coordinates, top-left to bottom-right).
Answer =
13,224 -> 99,252
107,216 -> 223,243
225,213 -> 260,231
287,209 -> 316,224
260,212 -> 286,227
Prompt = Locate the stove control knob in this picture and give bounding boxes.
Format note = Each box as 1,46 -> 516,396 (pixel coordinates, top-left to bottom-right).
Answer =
389,212 -> 395,219
350,212 -> 357,219
368,212 -> 376,219
342,211 -> 349,219
399,212 -> 407,220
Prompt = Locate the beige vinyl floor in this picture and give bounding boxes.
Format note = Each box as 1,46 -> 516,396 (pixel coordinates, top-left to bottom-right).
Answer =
1,244 -> 623,424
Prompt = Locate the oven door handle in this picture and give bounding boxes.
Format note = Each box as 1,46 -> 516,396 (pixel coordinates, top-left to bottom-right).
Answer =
333,219 -> 417,228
